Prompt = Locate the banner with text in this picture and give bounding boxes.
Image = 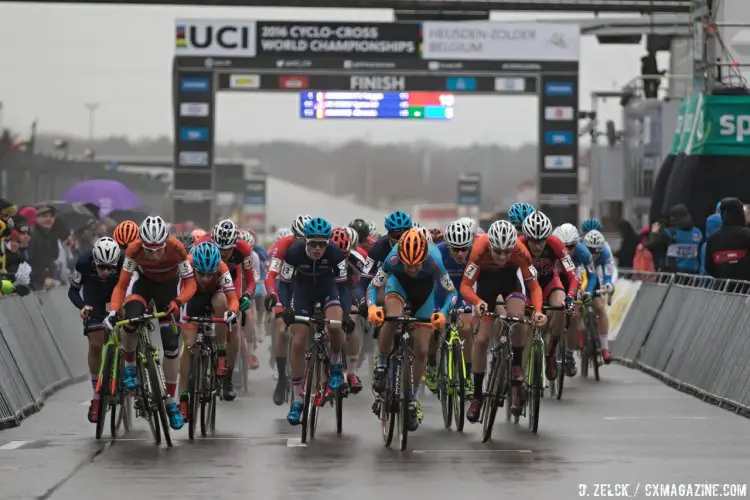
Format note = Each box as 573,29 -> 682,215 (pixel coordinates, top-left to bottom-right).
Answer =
683,93 -> 750,156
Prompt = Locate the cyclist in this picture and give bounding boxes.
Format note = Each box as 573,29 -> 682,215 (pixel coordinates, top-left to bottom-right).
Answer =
275,227 -> 293,242
113,220 -> 139,250
105,215 -> 197,431
552,223 -> 594,377
427,219 -> 475,396
581,217 -> 602,235
518,211 -> 579,381
360,210 -> 413,291
68,236 -> 123,423
191,228 -> 207,242
238,229 -> 265,372
178,241 -> 239,421
265,214 -> 311,405
457,217 -> 478,240
348,218 -> 371,253
459,220 -> 547,423
429,227 -> 444,244
508,202 -> 536,232
368,228 -> 457,431
176,232 -> 195,253
279,217 -> 346,426
582,230 -> 615,364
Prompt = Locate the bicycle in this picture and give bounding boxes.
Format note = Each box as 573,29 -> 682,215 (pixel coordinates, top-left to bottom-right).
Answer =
291,305 -> 343,444
114,311 -> 178,447
437,305 -> 472,432
542,305 -> 572,401
578,289 -> 611,382
182,315 -> 231,440
373,315 -> 429,451
476,311 -> 532,442
90,319 -> 132,440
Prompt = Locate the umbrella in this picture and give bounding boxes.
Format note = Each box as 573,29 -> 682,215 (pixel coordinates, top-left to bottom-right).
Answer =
108,209 -> 149,224
61,179 -> 141,218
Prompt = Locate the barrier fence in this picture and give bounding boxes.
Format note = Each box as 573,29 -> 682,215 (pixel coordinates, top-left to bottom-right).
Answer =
611,270 -> 750,416
0,287 -> 87,429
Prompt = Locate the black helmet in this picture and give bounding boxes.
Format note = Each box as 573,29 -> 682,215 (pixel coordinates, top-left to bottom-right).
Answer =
176,232 -> 194,253
348,218 -> 370,244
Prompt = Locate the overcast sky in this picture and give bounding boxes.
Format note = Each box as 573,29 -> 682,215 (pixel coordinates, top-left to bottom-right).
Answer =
0,2 -> 669,147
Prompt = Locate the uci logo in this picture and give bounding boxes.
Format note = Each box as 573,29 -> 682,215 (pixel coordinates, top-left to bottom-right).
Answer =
176,20 -> 257,56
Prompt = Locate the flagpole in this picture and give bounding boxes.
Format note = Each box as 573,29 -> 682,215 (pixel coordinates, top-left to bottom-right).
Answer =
84,102 -> 100,143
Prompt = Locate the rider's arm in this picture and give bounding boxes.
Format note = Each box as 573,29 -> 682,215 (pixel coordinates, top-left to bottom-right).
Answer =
578,265 -> 588,293
338,282 -> 353,314
459,241 -> 484,307
549,236 -> 579,297
240,247 -> 256,295
278,253 -> 296,308
174,257 -> 197,305
110,253 -> 137,312
67,258 -> 86,309
359,237 -> 387,290
366,249 -> 393,307
264,238 -> 289,295
217,263 -> 239,314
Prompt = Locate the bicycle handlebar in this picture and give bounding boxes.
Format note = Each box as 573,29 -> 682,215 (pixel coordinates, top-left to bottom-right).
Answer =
292,315 -> 343,327
383,315 -> 434,324
115,311 -> 169,328
481,311 -> 534,325
181,316 -> 227,324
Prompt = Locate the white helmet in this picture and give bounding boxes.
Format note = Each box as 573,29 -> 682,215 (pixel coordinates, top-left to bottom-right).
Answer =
244,230 -> 256,248
275,227 -> 293,242
345,226 -> 359,248
522,211 -> 553,240
292,215 -> 312,238
488,220 -> 517,250
211,219 -> 239,249
413,223 -> 432,243
139,216 -> 169,246
458,217 -> 478,236
367,220 -> 378,238
444,220 -> 473,248
583,229 -> 606,252
553,223 -> 580,247
92,236 -> 121,266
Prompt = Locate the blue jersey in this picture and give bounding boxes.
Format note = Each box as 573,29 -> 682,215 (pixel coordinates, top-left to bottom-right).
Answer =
67,250 -> 123,318
278,240 -> 347,308
664,227 -> 703,274
367,243 -> 457,317
434,241 -> 470,306
586,243 -> 614,294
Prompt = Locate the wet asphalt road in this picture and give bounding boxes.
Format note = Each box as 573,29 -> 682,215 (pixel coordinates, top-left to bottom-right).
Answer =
2,349 -> 749,500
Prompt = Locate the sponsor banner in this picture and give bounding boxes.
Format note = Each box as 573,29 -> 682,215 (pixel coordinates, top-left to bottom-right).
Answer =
176,19 -> 257,57
446,77 -> 476,91
178,151 -> 209,167
180,77 -> 210,92
544,81 -> 574,96
606,278 -> 641,341
180,102 -> 210,117
420,22 -> 580,62
494,77 -> 525,92
256,22 -> 420,58
457,172 -> 481,206
544,155 -> 574,170
279,75 -> 309,89
179,127 -> 209,141
245,178 -> 267,205
683,93 -> 750,156
350,75 -> 405,91
544,106 -> 574,121
229,74 -> 260,89
544,131 -> 574,145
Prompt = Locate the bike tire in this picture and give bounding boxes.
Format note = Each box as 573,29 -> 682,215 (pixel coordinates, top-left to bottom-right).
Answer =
300,347 -> 316,444
200,353 -> 213,438
335,384 -> 344,436
149,353 -> 172,448
588,314 -> 600,382
309,358 -> 322,441
208,349 -> 218,435
381,357 -> 397,448
400,352 -> 411,452
241,342 -> 249,395
556,340 -> 566,401
110,352 -> 123,438
188,351 -> 202,440
482,352 -> 506,442
438,343 -> 452,430
95,345 -> 113,440
453,344 -> 466,433
138,355 -> 160,445
529,342 -> 543,434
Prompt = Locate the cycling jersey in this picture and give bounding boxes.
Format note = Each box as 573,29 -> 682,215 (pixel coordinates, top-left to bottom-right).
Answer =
360,235 -> 394,288
68,250 -> 124,326
566,242 -> 594,291
338,249 -> 373,313
460,234 -> 542,314
434,241 -> 471,307
196,236 -> 256,296
518,234 -> 579,299
110,237 -> 196,312
182,255 -> 239,317
586,243 -> 614,294
265,235 -> 297,295
367,243 -> 457,318
253,244 -> 268,281
360,235 -> 376,254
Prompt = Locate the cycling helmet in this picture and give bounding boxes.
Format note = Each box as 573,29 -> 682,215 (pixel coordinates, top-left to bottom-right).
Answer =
508,202 -> 536,228
487,220 -> 517,250
113,220 -> 138,248
244,230 -> 256,247
522,211 -> 553,240
211,219 -> 239,250
176,232 -> 194,253
553,223 -> 580,247
444,220 -> 473,248
384,210 -> 412,232
581,217 -> 603,234
275,227 -> 293,242
345,226 -> 359,248
348,218 -> 370,243
304,217 -> 332,239
429,227 -> 444,244
193,241 -> 221,274
292,215 -> 312,238
584,229 -> 606,252
412,222 -> 433,243
331,227 -> 353,253
367,220 -> 379,238
398,228 -> 428,266
140,216 -> 169,246
92,237 -> 121,266
191,228 -> 207,241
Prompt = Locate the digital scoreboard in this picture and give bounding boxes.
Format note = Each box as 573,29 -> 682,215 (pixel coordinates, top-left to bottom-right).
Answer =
299,91 -> 455,120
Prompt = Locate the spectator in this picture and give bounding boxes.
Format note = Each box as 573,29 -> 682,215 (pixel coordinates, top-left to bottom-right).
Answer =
700,213 -> 722,275
633,226 -> 655,273
704,197 -> 750,280
647,204 -> 702,273
615,220 -> 638,268
28,205 -> 62,290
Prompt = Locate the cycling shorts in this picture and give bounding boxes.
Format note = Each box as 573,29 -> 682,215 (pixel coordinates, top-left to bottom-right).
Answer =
476,268 -> 526,310
290,279 -> 340,317
183,290 -> 220,318
384,274 -> 434,319
83,316 -> 107,336
540,275 -> 564,302
123,275 -> 180,358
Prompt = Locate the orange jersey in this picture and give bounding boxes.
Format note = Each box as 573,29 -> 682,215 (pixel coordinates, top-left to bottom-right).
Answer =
459,234 -> 543,314
110,236 -> 197,311
187,256 -> 239,313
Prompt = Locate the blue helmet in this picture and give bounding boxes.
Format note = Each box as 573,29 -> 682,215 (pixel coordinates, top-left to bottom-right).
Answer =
508,202 -> 536,227
581,218 -> 603,234
304,217 -> 332,239
193,241 -> 221,274
384,210 -> 412,232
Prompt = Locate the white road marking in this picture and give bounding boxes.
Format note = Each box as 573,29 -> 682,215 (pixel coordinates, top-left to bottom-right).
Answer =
412,449 -> 532,454
286,438 -> 307,447
0,440 -> 32,450
603,416 -> 708,420
80,401 -> 91,406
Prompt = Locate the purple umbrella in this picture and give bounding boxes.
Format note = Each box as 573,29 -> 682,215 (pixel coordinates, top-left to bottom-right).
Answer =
61,179 -> 141,218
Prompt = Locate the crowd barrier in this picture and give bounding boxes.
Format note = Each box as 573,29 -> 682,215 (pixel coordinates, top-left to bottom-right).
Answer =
0,287 -> 87,429
610,270 -> 750,416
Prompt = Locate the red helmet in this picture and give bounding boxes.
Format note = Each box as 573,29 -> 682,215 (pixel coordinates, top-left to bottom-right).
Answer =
331,227 -> 352,253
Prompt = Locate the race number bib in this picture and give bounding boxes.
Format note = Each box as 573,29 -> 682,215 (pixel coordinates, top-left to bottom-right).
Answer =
280,262 -> 294,281
439,273 -> 455,292
337,260 -> 348,279
178,259 -> 194,278
464,263 -> 478,280
371,268 -> 388,287
219,272 -> 234,292
527,265 -> 538,280
362,257 -> 375,274
70,270 -> 82,287
122,256 -> 138,273
269,258 -> 282,273
561,255 -> 575,272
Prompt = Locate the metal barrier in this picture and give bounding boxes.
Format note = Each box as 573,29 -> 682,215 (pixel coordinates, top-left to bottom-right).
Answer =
612,270 -> 750,416
0,287 -> 87,429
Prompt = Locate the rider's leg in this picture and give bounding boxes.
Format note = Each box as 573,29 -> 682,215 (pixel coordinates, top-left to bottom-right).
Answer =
177,321 -> 198,418
546,288 -> 566,379
593,296 -> 611,361
324,302 -> 345,390
87,329 -> 105,399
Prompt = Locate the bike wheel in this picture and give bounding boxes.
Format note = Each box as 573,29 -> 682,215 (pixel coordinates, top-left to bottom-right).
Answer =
240,341 -> 249,395
335,384 -> 344,436
188,351 -> 202,440
149,353 -> 172,448
438,343 -> 452,430
400,353 -> 412,452
300,347 -> 316,444
138,354 -> 160,445
309,358 -> 322,441
587,315 -> 600,382
381,358 -> 397,448
95,345 -> 113,440
452,344 -> 466,433
556,340 -> 566,401
482,352 -> 506,442
529,342 -> 543,434
110,351 -> 123,438
200,353 -> 213,438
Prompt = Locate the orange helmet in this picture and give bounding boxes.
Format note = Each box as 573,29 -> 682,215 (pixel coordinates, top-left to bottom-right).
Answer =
398,228 -> 428,266
113,220 -> 139,248
191,228 -> 207,241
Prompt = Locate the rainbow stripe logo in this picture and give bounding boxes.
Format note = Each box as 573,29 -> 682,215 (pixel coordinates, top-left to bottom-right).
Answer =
418,23 -> 424,56
175,25 -> 187,48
